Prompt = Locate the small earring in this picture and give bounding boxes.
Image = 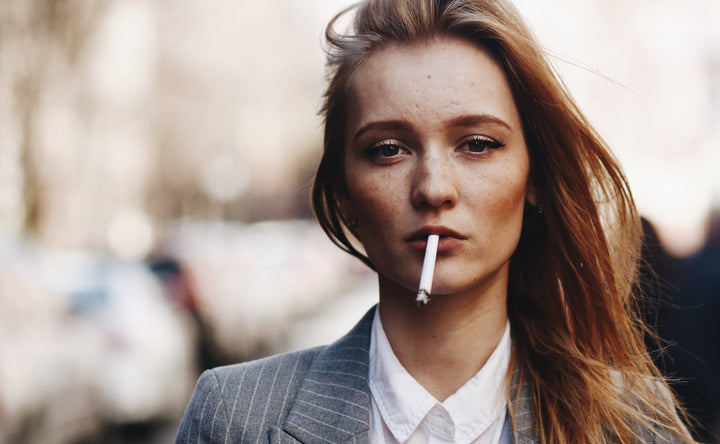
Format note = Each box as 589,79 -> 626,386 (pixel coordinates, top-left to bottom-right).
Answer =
537,205 -> 543,215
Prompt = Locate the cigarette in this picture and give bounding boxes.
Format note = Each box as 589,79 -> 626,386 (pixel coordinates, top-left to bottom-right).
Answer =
415,234 -> 439,306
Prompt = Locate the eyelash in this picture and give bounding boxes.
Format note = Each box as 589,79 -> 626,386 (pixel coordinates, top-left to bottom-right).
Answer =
365,140 -> 408,159
460,135 -> 505,153
364,135 -> 505,160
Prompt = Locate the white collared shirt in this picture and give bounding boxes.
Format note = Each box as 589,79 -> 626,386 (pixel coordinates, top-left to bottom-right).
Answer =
369,309 -> 512,444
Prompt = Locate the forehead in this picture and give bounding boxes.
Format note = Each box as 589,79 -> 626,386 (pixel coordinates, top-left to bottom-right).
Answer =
345,36 -> 519,128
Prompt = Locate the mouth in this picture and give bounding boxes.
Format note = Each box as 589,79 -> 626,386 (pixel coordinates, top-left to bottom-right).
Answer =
405,225 -> 466,242
405,226 -> 466,253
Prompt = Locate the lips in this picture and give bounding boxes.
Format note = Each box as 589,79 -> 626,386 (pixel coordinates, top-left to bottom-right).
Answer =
406,225 -> 466,252
406,225 -> 465,241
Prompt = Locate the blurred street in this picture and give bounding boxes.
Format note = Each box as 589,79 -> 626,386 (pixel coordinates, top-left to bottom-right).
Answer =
0,220 -> 377,444
1,0 -> 719,442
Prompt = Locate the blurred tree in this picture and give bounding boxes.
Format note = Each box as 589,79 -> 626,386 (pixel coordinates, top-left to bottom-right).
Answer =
1,0 -> 108,236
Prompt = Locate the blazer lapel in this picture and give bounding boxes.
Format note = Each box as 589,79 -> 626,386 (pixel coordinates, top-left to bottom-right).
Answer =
269,306 -> 539,444
506,366 -> 538,444
270,307 -> 376,444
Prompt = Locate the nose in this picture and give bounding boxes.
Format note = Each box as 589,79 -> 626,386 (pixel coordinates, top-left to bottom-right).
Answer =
410,152 -> 458,210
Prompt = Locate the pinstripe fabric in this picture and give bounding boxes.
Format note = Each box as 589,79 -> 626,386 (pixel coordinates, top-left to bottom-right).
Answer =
177,305 -> 692,443
279,328 -> 371,443
175,308 -> 375,444
176,306 -> 532,443
505,368 -> 535,444
175,343 -> 323,444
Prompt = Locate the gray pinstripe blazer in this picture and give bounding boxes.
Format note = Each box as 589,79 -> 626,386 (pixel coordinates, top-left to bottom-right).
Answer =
175,306 -> 684,443
176,306 -> 536,443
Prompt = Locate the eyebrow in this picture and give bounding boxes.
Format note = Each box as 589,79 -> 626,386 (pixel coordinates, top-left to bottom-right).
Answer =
444,114 -> 512,131
352,113 -> 512,141
353,120 -> 413,141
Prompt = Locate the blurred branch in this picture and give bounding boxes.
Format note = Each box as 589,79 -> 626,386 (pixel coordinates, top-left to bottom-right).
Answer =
2,0 -> 109,236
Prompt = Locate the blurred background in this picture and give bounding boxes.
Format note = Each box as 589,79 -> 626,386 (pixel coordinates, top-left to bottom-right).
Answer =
0,0 -> 718,443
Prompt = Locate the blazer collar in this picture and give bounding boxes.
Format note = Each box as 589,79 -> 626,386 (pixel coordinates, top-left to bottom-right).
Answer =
270,305 -> 538,444
273,306 -> 376,443
507,366 -> 538,444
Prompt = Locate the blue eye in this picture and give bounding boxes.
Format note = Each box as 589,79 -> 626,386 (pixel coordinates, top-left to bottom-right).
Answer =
463,136 -> 505,153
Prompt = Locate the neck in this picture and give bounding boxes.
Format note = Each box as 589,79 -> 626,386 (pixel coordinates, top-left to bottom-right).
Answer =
377,275 -> 508,401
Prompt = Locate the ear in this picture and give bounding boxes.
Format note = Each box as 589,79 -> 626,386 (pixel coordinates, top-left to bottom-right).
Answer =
338,198 -> 361,238
526,183 -> 538,207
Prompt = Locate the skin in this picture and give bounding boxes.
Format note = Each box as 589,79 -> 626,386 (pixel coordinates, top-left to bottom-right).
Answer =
343,36 -> 534,400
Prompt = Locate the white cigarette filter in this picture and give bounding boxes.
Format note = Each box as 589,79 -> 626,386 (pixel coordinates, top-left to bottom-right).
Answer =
415,234 -> 439,306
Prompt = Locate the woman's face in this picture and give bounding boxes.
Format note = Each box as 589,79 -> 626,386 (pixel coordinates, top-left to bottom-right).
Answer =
343,37 -> 532,299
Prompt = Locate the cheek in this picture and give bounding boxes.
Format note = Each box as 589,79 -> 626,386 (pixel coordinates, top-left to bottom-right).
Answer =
500,176 -> 529,211
345,170 -> 404,228
475,164 -> 529,224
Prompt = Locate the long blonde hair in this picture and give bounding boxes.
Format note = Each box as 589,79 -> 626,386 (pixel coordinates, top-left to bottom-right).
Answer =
311,0 -> 694,442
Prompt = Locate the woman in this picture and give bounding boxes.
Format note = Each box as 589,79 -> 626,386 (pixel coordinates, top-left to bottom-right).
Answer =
176,0 -> 695,442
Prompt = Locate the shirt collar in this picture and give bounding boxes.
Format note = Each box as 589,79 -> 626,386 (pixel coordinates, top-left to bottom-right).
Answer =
369,308 -> 512,443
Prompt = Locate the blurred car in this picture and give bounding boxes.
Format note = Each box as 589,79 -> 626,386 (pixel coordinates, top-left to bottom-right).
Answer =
0,238 -> 197,444
161,219 -> 372,363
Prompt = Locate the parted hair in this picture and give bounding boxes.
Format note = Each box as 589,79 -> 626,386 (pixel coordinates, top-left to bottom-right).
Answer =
311,0 -> 694,442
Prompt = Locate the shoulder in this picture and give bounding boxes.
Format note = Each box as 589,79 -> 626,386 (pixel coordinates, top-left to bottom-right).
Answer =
176,306 -> 377,443
211,345 -> 327,398
176,346 -> 326,444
